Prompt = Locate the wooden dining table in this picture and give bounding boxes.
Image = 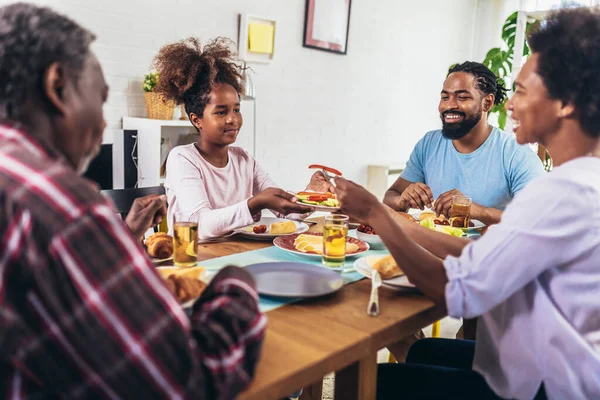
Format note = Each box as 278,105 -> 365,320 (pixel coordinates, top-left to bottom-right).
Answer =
191,220 -> 446,400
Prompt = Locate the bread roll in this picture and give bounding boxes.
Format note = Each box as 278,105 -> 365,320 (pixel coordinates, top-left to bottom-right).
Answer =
372,255 -> 404,279
419,211 -> 436,220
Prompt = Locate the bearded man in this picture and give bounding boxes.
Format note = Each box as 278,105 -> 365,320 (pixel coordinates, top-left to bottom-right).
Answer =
384,62 -> 544,226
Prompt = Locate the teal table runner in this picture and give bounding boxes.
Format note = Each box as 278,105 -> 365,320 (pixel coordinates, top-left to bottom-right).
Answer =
200,244 -> 390,313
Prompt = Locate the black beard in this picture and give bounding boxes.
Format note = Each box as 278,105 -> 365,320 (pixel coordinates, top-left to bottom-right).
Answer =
441,111 -> 482,140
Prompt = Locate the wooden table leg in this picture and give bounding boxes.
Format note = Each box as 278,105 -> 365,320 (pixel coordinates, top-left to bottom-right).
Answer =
334,352 -> 377,400
299,379 -> 323,400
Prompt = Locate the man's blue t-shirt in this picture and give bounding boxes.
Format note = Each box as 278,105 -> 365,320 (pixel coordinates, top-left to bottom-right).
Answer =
400,128 -> 545,210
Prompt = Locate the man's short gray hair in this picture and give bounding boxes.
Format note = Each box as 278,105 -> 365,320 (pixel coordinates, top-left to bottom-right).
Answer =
0,3 -> 96,121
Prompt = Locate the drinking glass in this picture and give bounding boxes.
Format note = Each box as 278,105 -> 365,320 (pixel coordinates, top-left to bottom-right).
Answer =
449,195 -> 472,228
322,214 -> 349,268
173,221 -> 198,267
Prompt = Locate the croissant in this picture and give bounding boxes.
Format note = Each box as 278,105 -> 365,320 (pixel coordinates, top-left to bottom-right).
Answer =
146,232 -> 173,259
166,276 -> 207,303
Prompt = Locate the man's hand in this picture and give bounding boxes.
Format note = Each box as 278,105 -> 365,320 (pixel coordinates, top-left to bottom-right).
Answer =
334,177 -> 382,224
434,189 -> 464,219
125,194 -> 167,241
397,182 -> 434,211
306,171 -> 335,193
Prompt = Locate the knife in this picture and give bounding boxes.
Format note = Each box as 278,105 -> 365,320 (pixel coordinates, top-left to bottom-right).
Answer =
367,269 -> 382,316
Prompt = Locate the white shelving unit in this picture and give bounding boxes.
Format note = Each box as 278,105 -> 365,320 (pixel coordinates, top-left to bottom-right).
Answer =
121,98 -> 255,188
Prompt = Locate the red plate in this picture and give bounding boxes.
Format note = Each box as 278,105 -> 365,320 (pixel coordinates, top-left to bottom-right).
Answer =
273,232 -> 369,257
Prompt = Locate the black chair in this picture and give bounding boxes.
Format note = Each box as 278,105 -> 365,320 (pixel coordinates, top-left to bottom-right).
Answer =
101,186 -> 166,220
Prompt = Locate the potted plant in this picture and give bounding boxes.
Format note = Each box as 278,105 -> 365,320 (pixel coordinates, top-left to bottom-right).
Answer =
142,71 -> 175,120
481,12 -> 552,171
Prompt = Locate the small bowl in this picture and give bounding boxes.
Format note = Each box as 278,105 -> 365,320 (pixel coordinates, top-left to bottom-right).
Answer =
356,230 -> 385,250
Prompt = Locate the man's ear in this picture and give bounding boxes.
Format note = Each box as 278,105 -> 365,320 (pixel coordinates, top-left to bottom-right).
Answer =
483,94 -> 494,113
42,62 -> 68,115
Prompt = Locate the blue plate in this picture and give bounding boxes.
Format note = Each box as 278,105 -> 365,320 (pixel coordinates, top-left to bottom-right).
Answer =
245,262 -> 344,298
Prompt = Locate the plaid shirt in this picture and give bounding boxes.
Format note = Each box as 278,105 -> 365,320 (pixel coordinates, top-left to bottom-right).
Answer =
0,125 -> 266,399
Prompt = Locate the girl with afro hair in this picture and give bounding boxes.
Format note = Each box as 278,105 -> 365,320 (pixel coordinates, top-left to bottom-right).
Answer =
155,38 -> 331,239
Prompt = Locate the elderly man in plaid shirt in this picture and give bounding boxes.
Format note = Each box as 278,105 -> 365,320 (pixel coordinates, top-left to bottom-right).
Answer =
0,3 -> 266,399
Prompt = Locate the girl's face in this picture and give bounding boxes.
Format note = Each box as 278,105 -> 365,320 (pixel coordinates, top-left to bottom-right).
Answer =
191,83 -> 243,147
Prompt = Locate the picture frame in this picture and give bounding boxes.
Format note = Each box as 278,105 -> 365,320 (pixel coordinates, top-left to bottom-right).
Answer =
238,14 -> 277,64
303,0 -> 352,55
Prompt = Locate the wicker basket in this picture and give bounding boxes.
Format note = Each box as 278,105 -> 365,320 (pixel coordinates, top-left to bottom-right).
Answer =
144,92 -> 175,120
179,104 -> 188,120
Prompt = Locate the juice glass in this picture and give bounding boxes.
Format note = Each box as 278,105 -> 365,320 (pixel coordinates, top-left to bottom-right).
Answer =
449,195 -> 472,228
322,214 -> 349,268
173,221 -> 198,267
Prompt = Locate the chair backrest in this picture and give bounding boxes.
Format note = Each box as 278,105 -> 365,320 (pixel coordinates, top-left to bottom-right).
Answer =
101,186 -> 166,218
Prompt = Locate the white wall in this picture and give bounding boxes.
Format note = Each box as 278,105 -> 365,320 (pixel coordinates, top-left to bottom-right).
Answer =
12,0 -> 478,190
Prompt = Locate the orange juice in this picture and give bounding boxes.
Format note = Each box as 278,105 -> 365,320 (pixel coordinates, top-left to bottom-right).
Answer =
322,215 -> 349,267
449,196 -> 471,228
173,222 -> 198,267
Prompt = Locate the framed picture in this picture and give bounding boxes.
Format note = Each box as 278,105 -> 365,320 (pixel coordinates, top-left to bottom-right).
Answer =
239,14 -> 277,64
303,0 -> 352,55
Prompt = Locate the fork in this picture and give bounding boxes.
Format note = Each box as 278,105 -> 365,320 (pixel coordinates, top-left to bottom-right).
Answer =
320,169 -> 336,187
367,269 -> 382,316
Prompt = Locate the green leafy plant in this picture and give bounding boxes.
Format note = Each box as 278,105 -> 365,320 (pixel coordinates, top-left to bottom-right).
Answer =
482,11 -> 538,129
482,12 -> 552,171
142,71 -> 159,92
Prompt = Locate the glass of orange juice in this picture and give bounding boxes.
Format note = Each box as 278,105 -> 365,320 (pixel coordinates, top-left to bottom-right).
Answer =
322,214 -> 349,268
173,221 -> 198,267
449,195 -> 472,228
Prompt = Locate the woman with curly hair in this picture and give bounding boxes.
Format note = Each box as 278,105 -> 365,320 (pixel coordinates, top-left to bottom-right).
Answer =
333,7 -> 600,400
154,37 -> 330,238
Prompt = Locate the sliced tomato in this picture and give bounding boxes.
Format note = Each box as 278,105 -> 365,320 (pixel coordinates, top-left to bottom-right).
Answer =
308,164 -> 342,176
307,195 -> 329,202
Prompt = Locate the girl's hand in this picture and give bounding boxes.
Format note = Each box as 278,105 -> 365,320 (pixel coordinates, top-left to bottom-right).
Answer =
249,188 -> 314,215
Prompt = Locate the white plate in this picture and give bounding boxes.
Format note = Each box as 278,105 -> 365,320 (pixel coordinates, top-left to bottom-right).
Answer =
234,217 -> 309,241
409,210 -> 485,232
151,255 -> 173,264
301,204 -> 341,212
353,255 -> 417,289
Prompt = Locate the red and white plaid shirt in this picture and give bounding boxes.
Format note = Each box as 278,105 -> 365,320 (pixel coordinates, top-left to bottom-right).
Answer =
0,125 -> 266,399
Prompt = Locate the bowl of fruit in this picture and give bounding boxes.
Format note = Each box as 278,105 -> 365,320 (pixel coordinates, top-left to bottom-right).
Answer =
356,224 -> 385,250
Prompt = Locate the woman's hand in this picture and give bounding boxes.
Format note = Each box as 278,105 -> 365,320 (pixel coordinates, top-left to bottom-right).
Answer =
334,177 -> 383,224
306,171 -> 335,193
248,188 -> 314,215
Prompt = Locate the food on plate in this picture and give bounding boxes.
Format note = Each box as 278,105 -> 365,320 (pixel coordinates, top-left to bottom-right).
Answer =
434,217 -> 450,226
308,164 -> 342,176
450,216 -> 475,228
252,224 -> 267,234
157,266 -> 207,303
420,218 -> 464,237
396,212 -> 418,222
357,224 -> 377,235
269,220 -> 296,235
145,232 -> 173,259
296,191 -> 339,208
157,265 -> 205,280
371,255 -> 404,279
293,234 -> 359,254
419,211 -> 437,220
